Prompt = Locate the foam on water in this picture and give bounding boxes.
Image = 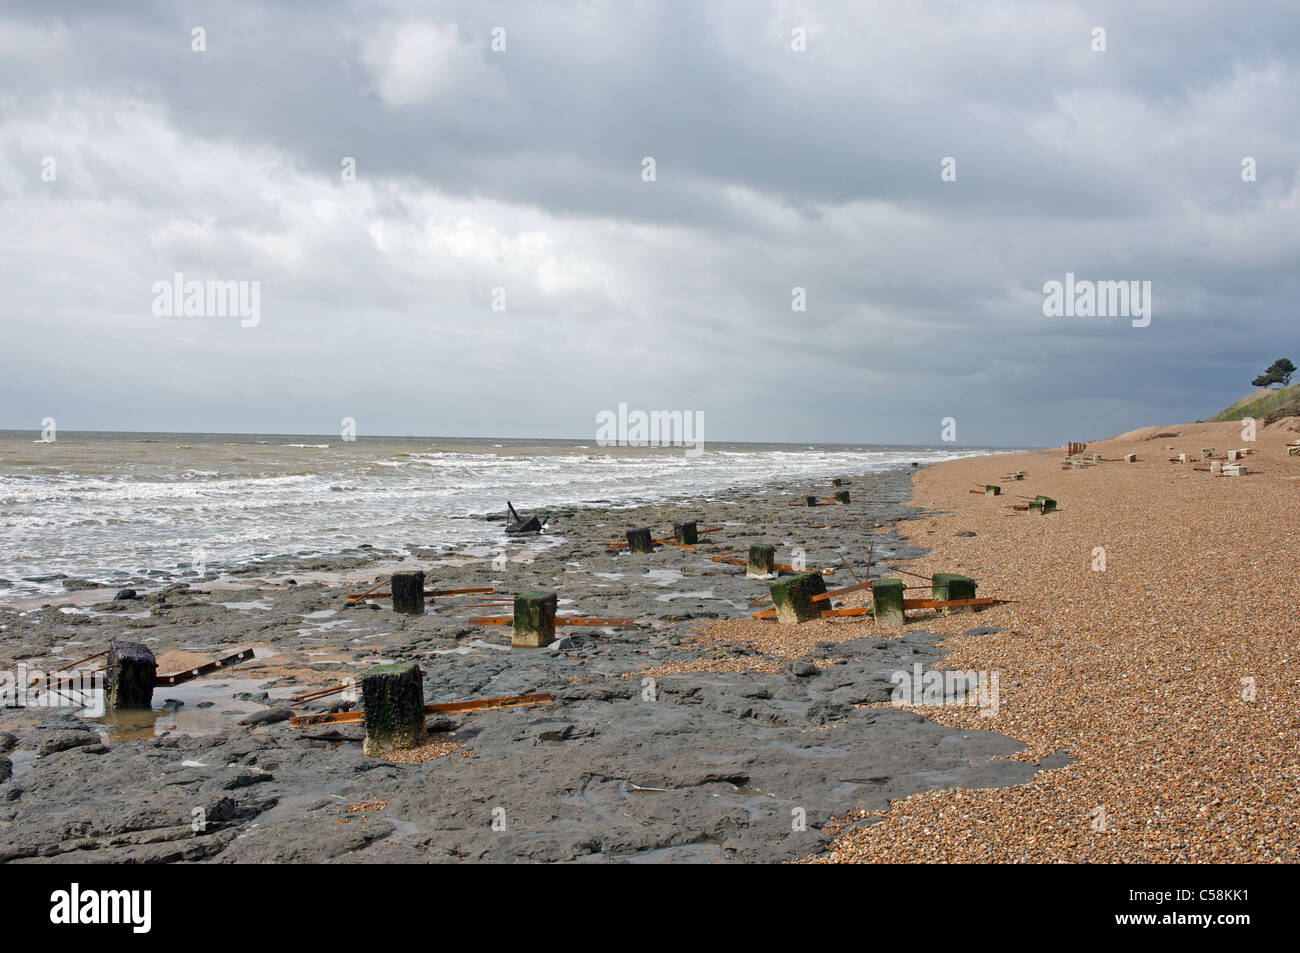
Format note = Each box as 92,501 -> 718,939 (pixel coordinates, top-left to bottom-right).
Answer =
0,431 -> 1013,603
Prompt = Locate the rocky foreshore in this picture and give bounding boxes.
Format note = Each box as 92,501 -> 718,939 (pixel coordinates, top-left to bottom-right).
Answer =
0,468 -> 1050,863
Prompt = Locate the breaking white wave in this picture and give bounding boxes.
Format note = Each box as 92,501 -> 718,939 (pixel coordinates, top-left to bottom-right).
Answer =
0,433 -> 1009,601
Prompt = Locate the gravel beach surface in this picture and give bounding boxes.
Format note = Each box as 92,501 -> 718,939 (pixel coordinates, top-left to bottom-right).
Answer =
801,418 -> 1300,863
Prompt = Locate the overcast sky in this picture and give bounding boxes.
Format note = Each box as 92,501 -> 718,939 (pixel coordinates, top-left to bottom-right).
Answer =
1,1 -> 1296,446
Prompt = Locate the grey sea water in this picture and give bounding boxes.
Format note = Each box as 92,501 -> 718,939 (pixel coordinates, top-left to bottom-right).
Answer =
0,431 -> 1011,602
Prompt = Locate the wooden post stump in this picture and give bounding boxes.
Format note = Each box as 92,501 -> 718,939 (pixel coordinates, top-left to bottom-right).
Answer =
106,640 -> 156,710
626,528 -> 654,554
769,572 -> 828,624
932,574 -> 977,614
833,490 -> 851,504
361,662 -> 427,757
673,521 -> 698,545
391,570 -> 425,615
831,478 -> 844,487
746,544 -> 776,579
803,496 -> 819,507
512,591 -> 557,648
872,578 -> 905,627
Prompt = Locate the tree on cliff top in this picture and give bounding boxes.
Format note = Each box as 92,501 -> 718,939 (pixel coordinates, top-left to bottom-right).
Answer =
1252,358 -> 1295,388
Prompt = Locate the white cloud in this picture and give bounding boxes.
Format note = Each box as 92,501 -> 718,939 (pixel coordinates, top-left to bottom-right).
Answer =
360,21 -> 470,106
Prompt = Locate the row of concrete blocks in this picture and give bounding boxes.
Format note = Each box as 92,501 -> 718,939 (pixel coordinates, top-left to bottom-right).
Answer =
625,520 -> 702,553
768,571 -> 978,626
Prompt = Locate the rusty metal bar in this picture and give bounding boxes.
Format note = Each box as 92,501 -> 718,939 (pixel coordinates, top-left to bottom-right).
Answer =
884,565 -> 933,583
156,648 -> 256,687
290,691 -> 554,728
347,586 -> 494,603
465,616 -> 636,627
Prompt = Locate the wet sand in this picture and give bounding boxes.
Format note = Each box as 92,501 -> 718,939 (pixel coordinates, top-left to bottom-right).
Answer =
0,468 -> 1060,863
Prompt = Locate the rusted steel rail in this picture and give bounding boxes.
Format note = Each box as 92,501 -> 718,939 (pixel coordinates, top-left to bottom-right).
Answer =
608,526 -> 723,549
710,555 -> 834,575
465,616 -> 636,627
819,597 -> 1012,618
347,586 -> 494,603
157,648 -> 257,687
290,691 -> 554,727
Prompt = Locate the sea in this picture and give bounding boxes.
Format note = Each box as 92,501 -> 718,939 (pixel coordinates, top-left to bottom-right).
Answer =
0,431 -> 1015,603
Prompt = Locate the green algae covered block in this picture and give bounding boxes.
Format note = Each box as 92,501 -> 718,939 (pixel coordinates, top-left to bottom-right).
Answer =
769,571 -> 828,624
512,590 -> 558,648
1029,495 -> 1058,514
673,521 -> 698,545
931,573 -> 977,614
362,661 -> 427,757
872,578 -> 905,627
747,544 -> 776,578
984,485 -> 1001,496
833,490 -> 851,504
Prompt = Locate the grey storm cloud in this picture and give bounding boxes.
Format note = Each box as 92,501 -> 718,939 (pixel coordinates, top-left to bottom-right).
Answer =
0,0 -> 1297,445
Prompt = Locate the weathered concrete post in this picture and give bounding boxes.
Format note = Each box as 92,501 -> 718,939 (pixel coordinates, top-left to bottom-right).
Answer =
673,521 -> 698,545
833,490 -> 851,504
1201,447 -> 1215,459
512,590 -> 557,648
931,574 -> 977,614
106,640 -> 156,710
1014,471 -> 1026,480
768,572 -> 828,624
1210,461 -> 1222,474
872,578 -> 905,627
1177,453 -> 1187,463
831,478 -> 844,487
746,544 -> 776,579
391,570 -> 425,615
361,662 -> 427,757
1029,495 -> 1057,514
984,485 -> 1001,496
1092,454 -> 1101,464
803,495 -> 819,507
1123,453 -> 1137,463
626,528 -> 654,554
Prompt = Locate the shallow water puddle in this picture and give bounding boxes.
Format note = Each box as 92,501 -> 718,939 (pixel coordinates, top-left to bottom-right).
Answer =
655,589 -> 716,602
90,675 -> 294,742
218,599 -> 274,612
429,638 -> 510,655
7,748 -> 37,780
